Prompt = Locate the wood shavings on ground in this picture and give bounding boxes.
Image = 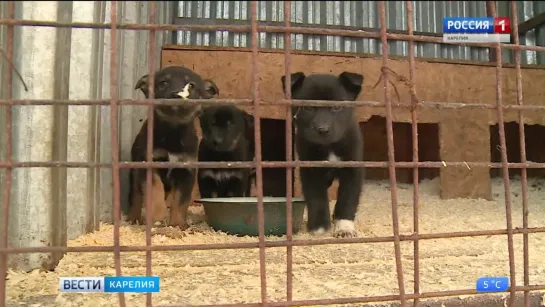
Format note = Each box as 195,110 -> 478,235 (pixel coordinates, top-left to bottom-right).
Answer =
6,177 -> 545,306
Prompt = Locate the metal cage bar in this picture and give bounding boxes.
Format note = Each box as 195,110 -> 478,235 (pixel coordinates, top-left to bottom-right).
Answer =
108,2 -> 127,306
282,0 -> 294,303
510,2 -> 531,307
488,2 -> 517,306
378,1 -> 407,306
4,160 -> 545,169
145,1 -> 158,306
0,2 -> 14,305
250,1 -> 269,304
405,1 -> 420,306
2,17 -> 545,52
0,1 -> 544,306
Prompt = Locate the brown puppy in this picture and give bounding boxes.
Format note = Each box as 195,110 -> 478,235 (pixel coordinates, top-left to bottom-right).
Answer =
128,66 -> 219,229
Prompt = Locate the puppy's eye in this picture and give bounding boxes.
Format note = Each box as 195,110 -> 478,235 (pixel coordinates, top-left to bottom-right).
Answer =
158,81 -> 168,88
332,106 -> 342,112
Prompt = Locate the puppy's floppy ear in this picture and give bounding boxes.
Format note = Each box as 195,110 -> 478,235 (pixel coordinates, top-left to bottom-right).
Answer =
135,74 -> 150,98
281,72 -> 305,96
203,79 -> 219,98
338,72 -> 363,101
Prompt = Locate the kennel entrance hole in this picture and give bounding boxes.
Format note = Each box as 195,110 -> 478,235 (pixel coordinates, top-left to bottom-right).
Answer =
360,115 -> 440,184
490,122 -> 545,178
257,118 -> 295,197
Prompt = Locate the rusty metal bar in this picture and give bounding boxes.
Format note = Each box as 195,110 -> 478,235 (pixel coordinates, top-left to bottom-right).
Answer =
0,2 -> 14,305
108,2 -> 126,306
144,2 -> 157,307
0,98 -> 253,106
485,2 -> 497,63
510,2 -> 530,306
378,2 -> 407,306
249,2 -> 268,305
488,2 -> 517,306
173,16 -> 443,38
405,2 -> 420,307
5,160 -> 545,169
4,98 -> 545,113
2,18 -> 545,52
0,97 -> 543,111
1,225 -> 544,255
283,0 -> 294,303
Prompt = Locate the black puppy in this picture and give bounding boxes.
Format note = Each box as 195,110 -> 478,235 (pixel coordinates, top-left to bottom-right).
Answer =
281,71 -> 364,238
198,105 -> 255,198
128,65 -> 219,229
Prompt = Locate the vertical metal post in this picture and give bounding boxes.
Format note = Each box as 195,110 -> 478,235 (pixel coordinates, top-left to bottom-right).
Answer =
510,1 -> 530,306
405,2 -> 420,306
283,0 -> 294,303
144,2 -> 158,307
0,1 -> 14,305
250,1 -> 268,305
378,2 -> 407,306
487,2 -> 517,306
108,1 -> 126,306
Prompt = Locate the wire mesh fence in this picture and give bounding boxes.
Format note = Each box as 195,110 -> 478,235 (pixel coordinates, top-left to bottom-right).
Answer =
0,1 -> 545,306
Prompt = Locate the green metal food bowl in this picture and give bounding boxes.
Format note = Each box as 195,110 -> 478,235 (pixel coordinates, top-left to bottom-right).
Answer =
195,197 -> 306,237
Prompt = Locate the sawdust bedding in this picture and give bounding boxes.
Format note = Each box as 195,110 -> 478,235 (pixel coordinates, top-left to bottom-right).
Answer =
6,177 -> 545,306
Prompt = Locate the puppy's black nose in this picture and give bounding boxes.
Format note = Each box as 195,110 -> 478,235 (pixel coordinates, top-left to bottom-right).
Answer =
316,126 -> 330,135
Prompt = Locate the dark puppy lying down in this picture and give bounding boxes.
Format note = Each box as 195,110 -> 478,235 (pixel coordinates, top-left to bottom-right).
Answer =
128,65 -> 219,229
198,104 -> 255,198
281,71 -> 365,238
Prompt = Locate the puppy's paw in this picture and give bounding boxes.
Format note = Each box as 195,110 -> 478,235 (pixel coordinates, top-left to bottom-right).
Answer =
309,227 -> 327,236
152,227 -> 186,239
333,219 -> 357,238
153,220 -> 167,227
168,220 -> 190,231
126,219 -> 138,225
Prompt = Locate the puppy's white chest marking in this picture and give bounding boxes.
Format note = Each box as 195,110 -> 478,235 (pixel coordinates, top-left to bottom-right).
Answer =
168,153 -> 195,174
327,152 -> 341,162
152,149 -> 168,160
168,153 -> 193,163
176,83 -> 192,99
200,169 -> 243,182
152,149 -> 192,163
152,149 -> 195,177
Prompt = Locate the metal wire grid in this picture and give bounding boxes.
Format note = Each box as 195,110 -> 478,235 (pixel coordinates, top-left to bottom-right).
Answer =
0,1 -> 545,306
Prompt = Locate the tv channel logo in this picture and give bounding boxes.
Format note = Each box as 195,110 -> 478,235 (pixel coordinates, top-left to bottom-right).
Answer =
59,276 -> 160,293
443,17 -> 510,34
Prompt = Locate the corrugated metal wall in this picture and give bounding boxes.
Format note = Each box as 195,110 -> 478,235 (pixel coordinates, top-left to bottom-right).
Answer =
173,1 -> 545,65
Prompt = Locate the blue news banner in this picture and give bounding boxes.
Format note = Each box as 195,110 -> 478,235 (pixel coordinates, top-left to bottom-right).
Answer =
60,276 -> 160,293
443,17 -> 497,34
476,277 -> 509,293
61,275 -> 507,294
